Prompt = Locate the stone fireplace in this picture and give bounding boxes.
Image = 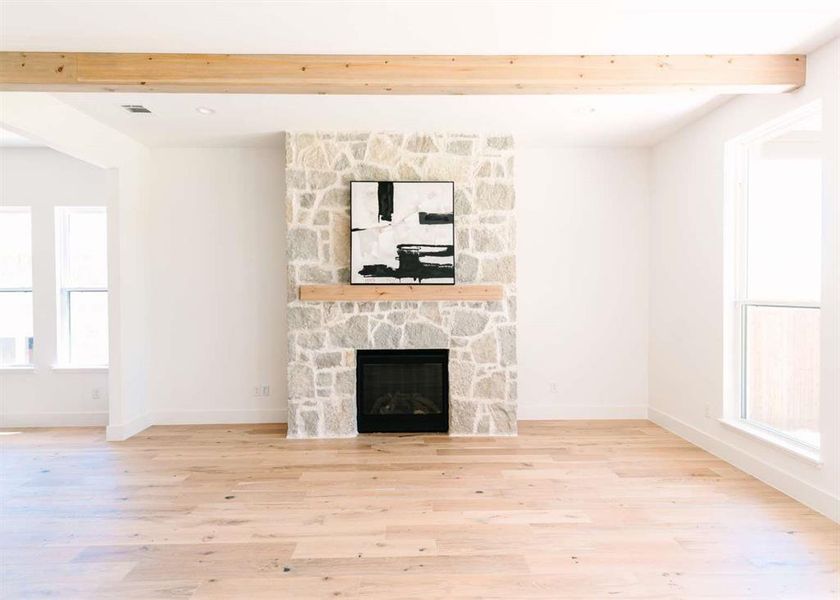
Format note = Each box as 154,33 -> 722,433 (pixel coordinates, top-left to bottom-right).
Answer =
285,132 -> 516,438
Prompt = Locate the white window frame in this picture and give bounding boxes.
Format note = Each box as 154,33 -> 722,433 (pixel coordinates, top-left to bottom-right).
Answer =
0,206 -> 34,367
724,101 -> 822,458
55,206 -> 109,367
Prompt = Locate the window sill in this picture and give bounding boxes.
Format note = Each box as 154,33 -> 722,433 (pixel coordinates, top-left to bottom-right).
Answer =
51,365 -> 109,374
719,418 -> 822,465
0,365 -> 35,373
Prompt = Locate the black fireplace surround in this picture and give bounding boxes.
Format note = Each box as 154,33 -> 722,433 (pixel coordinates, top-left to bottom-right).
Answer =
356,349 -> 449,433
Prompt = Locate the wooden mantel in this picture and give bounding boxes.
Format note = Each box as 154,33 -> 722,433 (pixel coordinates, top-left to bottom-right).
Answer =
0,52 -> 805,94
299,285 -> 503,302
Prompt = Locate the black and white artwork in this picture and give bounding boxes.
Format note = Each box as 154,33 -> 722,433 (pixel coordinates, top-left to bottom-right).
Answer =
351,181 -> 455,284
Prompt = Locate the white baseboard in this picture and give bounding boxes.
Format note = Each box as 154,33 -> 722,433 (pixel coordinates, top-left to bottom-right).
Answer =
517,404 -> 648,420
105,409 -> 284,440
0,411 -> 108,427
106,412 -> 153,441
648,407 -> 839,523
152,408 -> 287,425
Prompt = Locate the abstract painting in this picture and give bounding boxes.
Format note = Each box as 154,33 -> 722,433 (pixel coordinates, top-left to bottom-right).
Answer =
351,181 -> 455,284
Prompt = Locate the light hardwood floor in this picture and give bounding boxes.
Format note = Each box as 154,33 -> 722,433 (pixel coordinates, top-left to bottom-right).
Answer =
1,421 -> 837,599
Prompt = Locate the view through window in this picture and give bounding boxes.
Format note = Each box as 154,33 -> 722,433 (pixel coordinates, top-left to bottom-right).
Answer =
734,104 -> 822,449
0,207 -> 34,366
56,207 -> 109,366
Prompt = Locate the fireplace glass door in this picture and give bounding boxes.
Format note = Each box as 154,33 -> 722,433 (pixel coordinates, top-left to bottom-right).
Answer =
356,349 -> 449,433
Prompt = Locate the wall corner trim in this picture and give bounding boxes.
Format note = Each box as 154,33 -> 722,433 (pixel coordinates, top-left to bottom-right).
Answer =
106,412 -> 153,441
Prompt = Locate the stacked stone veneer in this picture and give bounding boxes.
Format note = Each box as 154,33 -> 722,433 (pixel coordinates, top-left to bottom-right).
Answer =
286,132 -> 516,438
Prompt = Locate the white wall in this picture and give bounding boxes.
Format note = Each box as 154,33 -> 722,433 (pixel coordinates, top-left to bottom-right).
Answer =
0,139 -> 287,430
146,147 -> 287,424
649,38 -> 839,520
0,141 -> 649,429
0,148 -> 112,426
107,154 -> 154,438
140,144 -> 646,425
0,92 -> 155,440
137,143 -> 644,426
516,147 -> 650,419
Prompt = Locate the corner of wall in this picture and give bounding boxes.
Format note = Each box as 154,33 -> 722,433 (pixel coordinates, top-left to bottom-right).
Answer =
105,411 -> 153,442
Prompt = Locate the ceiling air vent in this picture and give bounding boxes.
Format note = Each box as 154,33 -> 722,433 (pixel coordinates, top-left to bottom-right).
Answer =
121,104 -> 152,114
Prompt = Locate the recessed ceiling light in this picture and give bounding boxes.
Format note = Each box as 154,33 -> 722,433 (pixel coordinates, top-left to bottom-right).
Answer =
195,106 -> 216,115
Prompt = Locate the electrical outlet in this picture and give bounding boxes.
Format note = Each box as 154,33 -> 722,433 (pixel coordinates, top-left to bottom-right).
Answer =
548,382 -> 559,394
253,386 -> 261,397
262,385 -> 270,397
91,388 -> 101,400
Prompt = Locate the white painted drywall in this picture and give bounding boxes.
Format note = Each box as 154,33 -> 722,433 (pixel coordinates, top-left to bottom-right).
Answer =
648,38 -> 839,520
516,147 -> 650,419
0,148 -> 111,426
145,147 -> 287,424
108,154 -> 154,439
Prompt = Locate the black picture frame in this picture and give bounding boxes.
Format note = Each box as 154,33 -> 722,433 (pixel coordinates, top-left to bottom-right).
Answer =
349,180 -> 456,285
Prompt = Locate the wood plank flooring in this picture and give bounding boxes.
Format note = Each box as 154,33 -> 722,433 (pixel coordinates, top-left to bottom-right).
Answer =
1,421 -> 837,599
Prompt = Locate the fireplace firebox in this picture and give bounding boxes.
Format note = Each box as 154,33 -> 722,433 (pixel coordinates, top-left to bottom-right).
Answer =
356,349 -> 449,433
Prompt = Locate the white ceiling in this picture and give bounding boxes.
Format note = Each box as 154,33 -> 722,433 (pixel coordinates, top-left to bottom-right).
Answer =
55,92 -> 731,148
1,1 -> 838,54
2,1 -> 838,147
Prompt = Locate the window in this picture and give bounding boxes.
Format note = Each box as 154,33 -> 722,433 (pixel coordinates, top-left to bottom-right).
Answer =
55,207 -> 108,366
729,103 -> 822,451
0,207 -> 34,366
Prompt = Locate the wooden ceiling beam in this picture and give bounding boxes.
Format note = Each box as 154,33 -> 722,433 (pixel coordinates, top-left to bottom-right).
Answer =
0,52 -> 805,94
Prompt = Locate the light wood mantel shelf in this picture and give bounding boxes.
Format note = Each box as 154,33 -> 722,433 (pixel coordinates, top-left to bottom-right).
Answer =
299,284 -> 503,302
